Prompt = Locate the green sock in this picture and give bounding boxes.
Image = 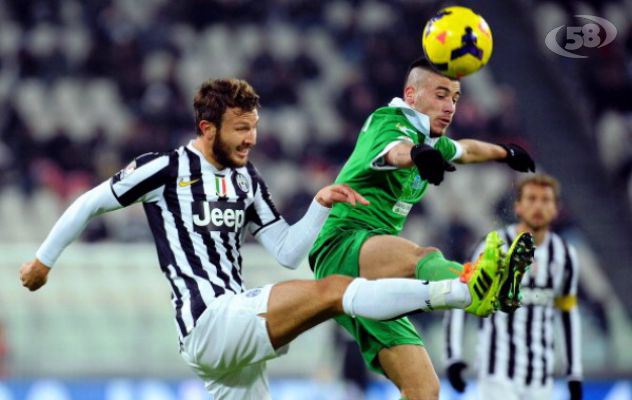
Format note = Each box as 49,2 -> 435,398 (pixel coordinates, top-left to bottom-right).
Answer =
415,251 -> 463,281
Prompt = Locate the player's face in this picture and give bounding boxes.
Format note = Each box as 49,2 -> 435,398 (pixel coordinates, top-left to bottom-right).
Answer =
214,107 -> 258,168
515,184 -> 559,231
412,72 -> 460,137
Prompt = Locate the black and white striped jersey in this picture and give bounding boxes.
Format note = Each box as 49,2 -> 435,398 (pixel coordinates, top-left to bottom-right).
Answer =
444,225 -> 582,386
110,143 -> 283,338
36,139 -> 329,341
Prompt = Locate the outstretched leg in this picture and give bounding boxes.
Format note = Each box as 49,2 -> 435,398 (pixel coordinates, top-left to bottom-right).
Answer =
263,276 -> 351,348
262,276 -> 470,349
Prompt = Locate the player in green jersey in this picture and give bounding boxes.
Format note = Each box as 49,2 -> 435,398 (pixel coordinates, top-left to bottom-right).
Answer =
309,57 -> 536,400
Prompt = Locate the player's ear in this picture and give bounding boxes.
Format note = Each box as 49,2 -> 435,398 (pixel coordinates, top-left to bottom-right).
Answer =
198,120 -> 217,142
403,85 -> 416,106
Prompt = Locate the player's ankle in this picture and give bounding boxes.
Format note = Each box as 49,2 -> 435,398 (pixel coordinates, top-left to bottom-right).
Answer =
427,279 -> 470,309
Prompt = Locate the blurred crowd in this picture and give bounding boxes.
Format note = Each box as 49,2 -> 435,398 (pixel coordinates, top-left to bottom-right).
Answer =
0,0 -> 518,251
0,0 -> 628,251
533,0 -> 632,204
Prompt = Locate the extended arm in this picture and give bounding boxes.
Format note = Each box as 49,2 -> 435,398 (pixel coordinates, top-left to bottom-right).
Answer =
255,184 -> 368,269
20,181 -> 122,290
385,139 -> 535,182
459,140 -> 535,172
456,139 -> 506,163
21,152 -> 170,291
384,139 -> 506,166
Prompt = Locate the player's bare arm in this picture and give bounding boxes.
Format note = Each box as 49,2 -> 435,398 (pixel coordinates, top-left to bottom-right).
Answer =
384,137 -> 534,186
458,139 -> 535,172
385,139 -> 534,169
455,139 -> 506,163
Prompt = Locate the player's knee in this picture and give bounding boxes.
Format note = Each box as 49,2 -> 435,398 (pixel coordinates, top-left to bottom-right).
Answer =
317,275 -> 353,311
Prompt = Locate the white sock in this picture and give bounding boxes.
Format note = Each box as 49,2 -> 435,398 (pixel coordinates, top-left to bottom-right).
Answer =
342,278 -> 471,320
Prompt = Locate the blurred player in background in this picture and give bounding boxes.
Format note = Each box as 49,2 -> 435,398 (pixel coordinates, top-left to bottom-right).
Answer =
444,174 -> 583,400
309,56 -> 537,400
19,78 -> 517,400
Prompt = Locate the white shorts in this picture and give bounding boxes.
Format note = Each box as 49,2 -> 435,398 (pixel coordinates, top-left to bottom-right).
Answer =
478,376 -> 553,400
180,285 -> 289,400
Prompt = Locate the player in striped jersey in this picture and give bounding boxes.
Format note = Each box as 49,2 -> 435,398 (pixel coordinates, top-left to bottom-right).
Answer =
444,175 -> 583,400
20,78 -> 510,400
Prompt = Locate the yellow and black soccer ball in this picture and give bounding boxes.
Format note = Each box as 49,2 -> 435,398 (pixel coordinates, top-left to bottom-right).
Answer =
422,6 -> 493,79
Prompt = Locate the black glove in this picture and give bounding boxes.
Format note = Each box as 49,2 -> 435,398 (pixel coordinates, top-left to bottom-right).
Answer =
569,380 -> 583,400
410,144 -> 456,185
446,361 -> 468,393
498,143 -> 536,172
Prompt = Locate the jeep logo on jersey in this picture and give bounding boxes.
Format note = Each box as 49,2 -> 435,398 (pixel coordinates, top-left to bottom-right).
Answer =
192,201 -> 246,232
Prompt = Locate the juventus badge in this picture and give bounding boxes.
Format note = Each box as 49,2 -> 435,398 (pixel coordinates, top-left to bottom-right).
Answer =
234,173 -> 250,194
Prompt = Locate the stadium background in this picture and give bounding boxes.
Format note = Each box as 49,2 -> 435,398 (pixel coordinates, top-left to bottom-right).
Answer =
0,0 -> 631,399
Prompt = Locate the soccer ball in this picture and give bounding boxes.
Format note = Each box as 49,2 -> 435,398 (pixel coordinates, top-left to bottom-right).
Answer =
422,6 -> 493,79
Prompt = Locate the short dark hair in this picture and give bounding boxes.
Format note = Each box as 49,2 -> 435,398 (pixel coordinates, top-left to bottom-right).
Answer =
404,55 -> 458,88
516,174 -> 561,203
193,78 -> 260,135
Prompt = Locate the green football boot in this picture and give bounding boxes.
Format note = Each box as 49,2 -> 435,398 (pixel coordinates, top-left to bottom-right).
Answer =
462,231 -> 504,318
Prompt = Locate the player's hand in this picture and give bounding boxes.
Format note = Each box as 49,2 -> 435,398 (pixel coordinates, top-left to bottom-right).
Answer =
498,143 -> 535,172
446,361 -> 468,393
410,144 -> 456,185
315,184 -> 369,208
568,380 -> 583,400
20,259 -> 51,291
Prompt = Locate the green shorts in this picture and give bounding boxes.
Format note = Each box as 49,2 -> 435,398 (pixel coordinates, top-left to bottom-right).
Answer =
308,227 -> 423,375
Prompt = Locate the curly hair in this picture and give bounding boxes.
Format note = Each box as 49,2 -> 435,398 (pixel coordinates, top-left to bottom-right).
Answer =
193,78 -> 260,135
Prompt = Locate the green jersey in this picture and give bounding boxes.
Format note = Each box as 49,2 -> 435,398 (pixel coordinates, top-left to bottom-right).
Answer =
325,97 -> 461,235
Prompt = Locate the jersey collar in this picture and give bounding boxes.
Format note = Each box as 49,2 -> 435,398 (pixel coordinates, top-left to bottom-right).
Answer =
388,97 -> 431,138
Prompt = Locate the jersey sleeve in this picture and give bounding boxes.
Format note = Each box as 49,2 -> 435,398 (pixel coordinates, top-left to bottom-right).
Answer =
245,163 -> 283,236
432,136 -> 463,161
361,114 -> 416,171
556,241 -> 580,299
556,241 -> 583,380
254,199 -> 330,269
110,152 -> 171,206
36,181 -> 123,267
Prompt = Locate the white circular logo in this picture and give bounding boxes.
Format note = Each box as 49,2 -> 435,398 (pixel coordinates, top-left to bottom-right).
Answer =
236,173 -> 249,192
